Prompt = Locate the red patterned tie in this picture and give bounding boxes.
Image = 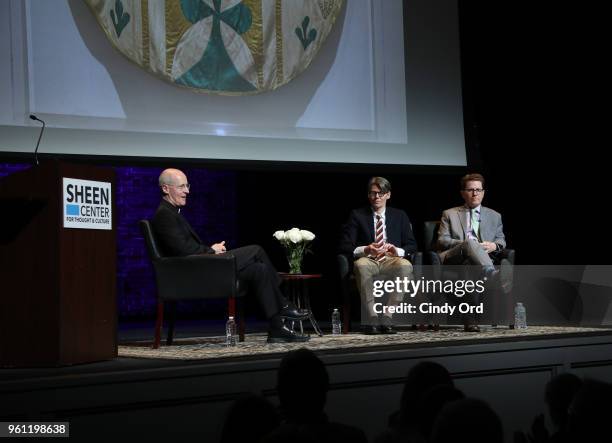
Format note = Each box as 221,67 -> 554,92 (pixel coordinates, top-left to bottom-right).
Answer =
374,215 -> 386,262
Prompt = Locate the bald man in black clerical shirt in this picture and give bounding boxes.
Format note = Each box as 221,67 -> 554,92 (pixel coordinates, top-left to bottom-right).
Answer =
152,168 -> 309,343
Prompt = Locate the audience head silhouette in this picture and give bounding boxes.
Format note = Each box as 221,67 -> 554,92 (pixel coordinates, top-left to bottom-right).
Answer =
277,348 -> 329,422
400,361 -> 454,424
545,372 -> 582,429
431,398 -> 503,443
220,394 -> 280,443
417,385 -> 465,440
567,379 -> 612,441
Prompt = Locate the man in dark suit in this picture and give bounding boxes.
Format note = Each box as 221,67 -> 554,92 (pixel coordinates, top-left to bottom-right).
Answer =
436,173 -> 508,332
340,177 -> 417,334
151,168 -> 309,343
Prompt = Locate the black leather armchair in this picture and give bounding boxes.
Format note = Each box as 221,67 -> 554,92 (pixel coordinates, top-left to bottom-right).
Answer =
337,251 -> 423,333
423,221 -> 515,326
139,220 -> 244,348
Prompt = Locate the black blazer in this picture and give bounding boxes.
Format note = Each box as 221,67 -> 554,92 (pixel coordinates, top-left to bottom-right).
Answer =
339,206 -> 417,257
151,199 -> 214,257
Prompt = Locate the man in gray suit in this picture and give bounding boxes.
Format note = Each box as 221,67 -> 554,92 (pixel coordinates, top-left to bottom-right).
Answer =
437,173 -> 507,331
437,173 -> 505,270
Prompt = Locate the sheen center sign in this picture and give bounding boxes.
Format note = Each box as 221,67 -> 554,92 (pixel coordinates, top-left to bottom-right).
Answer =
63,178 -> 112,230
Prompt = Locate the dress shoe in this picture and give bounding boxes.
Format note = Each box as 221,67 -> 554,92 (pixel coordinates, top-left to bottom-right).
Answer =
379,325 -> 397,334
464,324 -> 480,332
361,325 -> 381,335
267,325 -> 310,343
279,303 -> 309,321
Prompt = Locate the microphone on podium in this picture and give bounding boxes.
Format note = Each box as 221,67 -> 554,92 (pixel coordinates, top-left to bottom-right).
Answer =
29,114 -> 46,166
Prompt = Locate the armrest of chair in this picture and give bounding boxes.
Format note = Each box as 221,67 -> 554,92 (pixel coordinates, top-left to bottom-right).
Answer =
337,253 -> 353,281
426,251 -> 443,281
427,251 -> 443,266
408,251 -> 422,266
408,251 -> 422,279
498,248 -> 515,264
153,253 -> 239,301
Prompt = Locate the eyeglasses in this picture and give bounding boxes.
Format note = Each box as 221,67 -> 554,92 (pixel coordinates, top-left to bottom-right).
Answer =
167,183 -> 190,191
368,191 -> 388,198
463,188 -> 484,194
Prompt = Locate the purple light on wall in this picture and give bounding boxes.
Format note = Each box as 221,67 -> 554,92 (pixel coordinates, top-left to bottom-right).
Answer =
1,163 -> 237,319
115,166 -> 237,319
0,163 -> 31,179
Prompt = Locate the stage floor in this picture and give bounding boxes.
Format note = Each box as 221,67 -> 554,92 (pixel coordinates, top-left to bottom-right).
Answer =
2,323 -> 611,378
118,326 -> 612,361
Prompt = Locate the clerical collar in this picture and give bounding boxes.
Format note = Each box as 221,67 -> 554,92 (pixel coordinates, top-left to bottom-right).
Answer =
162,199 -> 180,213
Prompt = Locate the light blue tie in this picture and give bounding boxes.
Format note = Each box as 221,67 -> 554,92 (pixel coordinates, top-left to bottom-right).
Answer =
471,209 -> 480,240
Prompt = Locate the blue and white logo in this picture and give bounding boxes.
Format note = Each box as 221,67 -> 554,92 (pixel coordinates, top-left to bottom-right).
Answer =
66,204 -> 80,216
63,178 -> 112,230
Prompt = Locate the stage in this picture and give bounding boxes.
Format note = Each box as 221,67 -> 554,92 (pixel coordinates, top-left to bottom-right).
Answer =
2,324 -> 612,442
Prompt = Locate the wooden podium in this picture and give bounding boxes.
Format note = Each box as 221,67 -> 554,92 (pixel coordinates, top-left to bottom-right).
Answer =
0,161 -> 117,367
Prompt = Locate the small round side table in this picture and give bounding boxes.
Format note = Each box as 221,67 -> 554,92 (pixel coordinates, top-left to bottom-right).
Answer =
279,273 -> 323,337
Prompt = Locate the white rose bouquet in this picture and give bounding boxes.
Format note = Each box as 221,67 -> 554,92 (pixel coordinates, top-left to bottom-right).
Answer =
272,227 -> 316,274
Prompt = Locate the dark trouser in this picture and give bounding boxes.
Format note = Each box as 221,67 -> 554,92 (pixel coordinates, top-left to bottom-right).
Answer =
229,245 -> 286,319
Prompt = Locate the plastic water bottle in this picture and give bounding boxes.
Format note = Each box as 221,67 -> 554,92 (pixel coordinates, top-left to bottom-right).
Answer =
226,316 -> 237,346
514,303 -> 527,329
332,309 -> 342,335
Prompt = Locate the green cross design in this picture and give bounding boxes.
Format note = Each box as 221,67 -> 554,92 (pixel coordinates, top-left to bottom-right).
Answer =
176,0 -> 255,91
180,0 -> 251,35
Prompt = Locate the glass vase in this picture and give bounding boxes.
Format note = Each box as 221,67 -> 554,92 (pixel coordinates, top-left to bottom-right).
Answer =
286,247 -> 304,274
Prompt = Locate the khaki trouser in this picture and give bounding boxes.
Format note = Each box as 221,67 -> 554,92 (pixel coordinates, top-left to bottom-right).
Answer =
353,256 -> 413,325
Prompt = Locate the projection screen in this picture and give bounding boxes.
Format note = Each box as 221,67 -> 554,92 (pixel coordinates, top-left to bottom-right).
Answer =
0,0 -> 466,166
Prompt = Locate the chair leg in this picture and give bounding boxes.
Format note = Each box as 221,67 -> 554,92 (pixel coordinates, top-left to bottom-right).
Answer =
342,283 -> 351,334
228,296 -> 245,341
506,284 -> 515,328
238,298 -> 245,342
153,301 -> 164,349
166,301 -> 176,346
228,296 -> 236,317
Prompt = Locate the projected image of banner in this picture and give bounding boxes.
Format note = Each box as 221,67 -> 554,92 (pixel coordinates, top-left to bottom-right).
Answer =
84,0 -> 344,94
0,0 -> 467,165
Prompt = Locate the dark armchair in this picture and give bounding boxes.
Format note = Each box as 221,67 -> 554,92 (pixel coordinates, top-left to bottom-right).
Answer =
337,251 -> 423,333
139,220 -> 245,348
423,221 -> 515,326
